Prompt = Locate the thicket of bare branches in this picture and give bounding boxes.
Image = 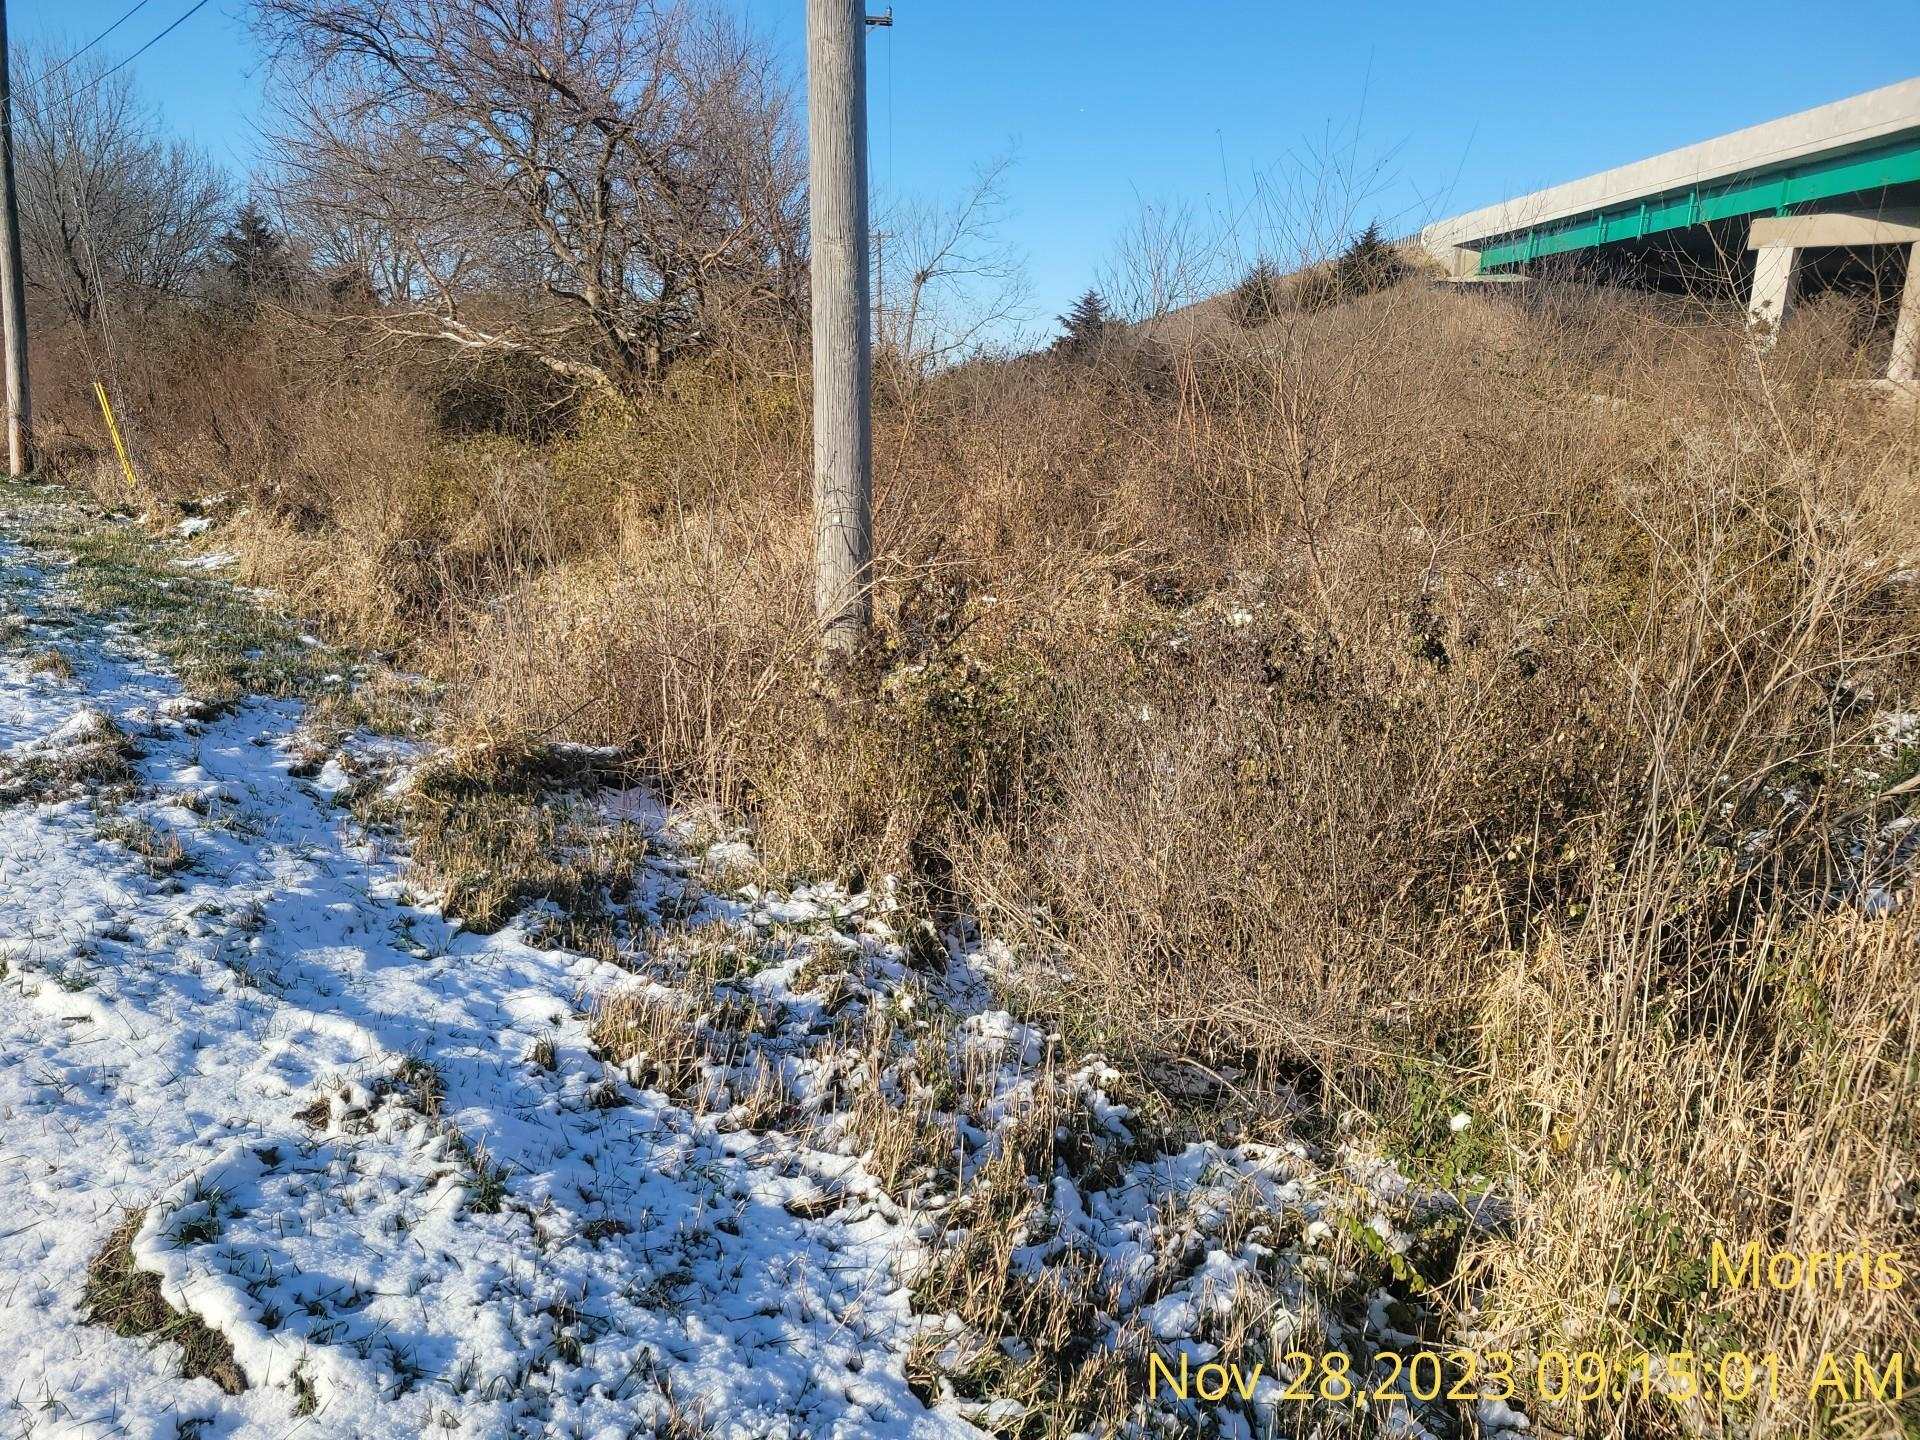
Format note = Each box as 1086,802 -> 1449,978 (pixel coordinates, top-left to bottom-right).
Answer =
13,44 -> 228,327
1096,195 -> 1223,326
251,0 -> 807,394
873,155 -> 1028,380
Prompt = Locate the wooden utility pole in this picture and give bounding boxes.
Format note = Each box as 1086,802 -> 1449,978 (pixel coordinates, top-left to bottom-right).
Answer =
0,0 -> 28,477
806,0 -> 873,657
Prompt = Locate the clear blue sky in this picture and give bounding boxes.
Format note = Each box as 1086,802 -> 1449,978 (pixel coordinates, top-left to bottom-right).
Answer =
17,0 -> 1920,333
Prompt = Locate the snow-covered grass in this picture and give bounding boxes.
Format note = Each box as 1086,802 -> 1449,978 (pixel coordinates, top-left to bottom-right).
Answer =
0,490 -> 967,1437
0,488 -> 1504,1439
24,503 -> 360,704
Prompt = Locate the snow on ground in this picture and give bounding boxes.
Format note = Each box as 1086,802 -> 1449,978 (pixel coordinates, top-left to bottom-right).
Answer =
0,520 -> 973,1439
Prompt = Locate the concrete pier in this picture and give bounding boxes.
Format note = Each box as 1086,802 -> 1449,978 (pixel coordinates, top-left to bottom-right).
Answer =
1892,244 -> 1920,387
1747,245 -> 1801,343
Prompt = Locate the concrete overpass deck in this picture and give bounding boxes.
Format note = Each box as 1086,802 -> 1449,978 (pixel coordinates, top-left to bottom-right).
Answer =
1421,78 -> 1920,276
1419,78 -> 1920,383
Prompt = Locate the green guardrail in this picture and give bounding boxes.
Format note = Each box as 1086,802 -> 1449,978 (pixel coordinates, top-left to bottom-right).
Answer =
1472,132 -> 1920,272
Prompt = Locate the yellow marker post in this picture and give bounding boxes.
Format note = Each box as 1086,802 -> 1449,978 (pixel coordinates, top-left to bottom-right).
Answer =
93,381 -> 138,492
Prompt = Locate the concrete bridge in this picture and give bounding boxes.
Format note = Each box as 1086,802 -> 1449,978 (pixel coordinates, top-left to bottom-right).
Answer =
1420,78 -> 1920,383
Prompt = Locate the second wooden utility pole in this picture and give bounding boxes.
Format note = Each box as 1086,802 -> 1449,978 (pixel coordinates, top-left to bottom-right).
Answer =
0,0 -> 29,478
806,0 -> 872,658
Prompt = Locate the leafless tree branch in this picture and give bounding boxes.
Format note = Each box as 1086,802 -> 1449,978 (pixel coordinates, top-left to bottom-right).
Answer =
252,0 -> 805,394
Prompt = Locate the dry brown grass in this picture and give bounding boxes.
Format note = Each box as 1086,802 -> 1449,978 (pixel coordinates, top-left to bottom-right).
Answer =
589,986 -> 711,1098
1475,915 -> 1920,1436
59,273 -> 1920,1436
95,814 -> 192,876
26,645 -> 72,678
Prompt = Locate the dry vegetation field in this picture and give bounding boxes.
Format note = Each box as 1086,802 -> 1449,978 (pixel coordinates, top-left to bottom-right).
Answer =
23,262 -> 1919,1436
0,3 -> 1913,1433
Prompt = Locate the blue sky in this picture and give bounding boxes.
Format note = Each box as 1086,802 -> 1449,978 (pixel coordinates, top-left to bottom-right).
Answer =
13,1 -> 266,173
16,0 -> 1920,334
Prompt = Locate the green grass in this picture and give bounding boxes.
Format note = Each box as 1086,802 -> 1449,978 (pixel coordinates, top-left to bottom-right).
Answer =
59,524 -> 355,699
1374,1055 -> 1507,1190
0,482 -> 357,700
82,1210 -> 246,1395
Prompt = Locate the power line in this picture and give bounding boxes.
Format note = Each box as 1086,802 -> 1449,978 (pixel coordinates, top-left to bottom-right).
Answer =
87,0 -> 213,90
37,0 -> 213,111
23,0 -> 155,92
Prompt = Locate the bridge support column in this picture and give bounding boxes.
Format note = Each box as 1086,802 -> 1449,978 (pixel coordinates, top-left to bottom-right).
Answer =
1747,244 -> 1801,346
1891,242 -> 1920,387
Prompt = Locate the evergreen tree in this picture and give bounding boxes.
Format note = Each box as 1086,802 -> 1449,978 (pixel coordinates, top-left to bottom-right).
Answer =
217,201 -> 295,299
1054,288 -> 1113,357
1332,221 -> 1406,299
1232,257 -> 1285,327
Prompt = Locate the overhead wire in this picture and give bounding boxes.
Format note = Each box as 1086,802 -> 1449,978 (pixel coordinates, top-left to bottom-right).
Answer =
21,0 -> 156,92
36,0 -> 214,112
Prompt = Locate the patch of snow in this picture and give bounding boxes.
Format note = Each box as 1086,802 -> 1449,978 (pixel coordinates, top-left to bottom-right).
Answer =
176,550 -> 237,571
37,705 -> 117,748
599,783 -> 669,830
1478,1397 -> 1533,1432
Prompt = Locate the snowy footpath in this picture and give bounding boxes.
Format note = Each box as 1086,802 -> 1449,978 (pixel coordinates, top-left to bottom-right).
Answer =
0,501 -> 978,1440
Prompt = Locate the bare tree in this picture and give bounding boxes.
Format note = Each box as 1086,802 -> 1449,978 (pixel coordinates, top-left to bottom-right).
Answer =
1097,194 -> 1224,328
253,0 -> 806,395
1238,123 -> 1412,278
873,154 -> 1027,381
13,44 -> 228,327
